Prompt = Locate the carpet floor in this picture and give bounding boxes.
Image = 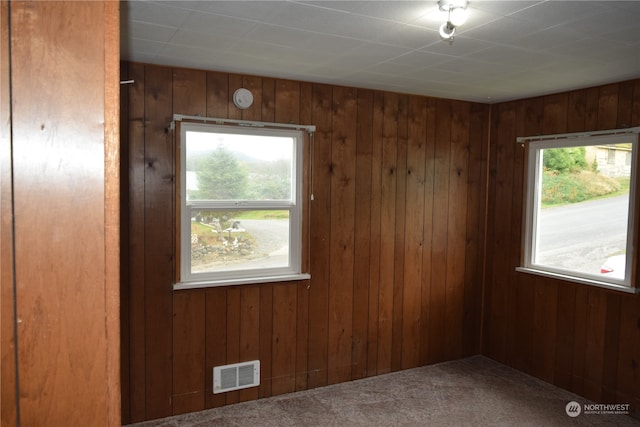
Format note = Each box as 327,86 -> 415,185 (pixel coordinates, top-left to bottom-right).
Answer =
126,355 -> 639,426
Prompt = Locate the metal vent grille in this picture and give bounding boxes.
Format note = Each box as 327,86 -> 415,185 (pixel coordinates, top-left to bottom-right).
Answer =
213,360 -> 260,394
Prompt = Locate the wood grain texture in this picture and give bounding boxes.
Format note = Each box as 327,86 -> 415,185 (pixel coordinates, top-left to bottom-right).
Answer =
401,96 -> 427,370
143,64 -> 174,420
172,290 -> 206,415
0,2 -> 17,426
122,62 -> 493,422
7,2 -> 119,425
104,2 -> 121,423
306,83 -> 332,389
122,63 -> 640,422
327,86 -> 357,384
483,79 -> 640,416
352,89 -> 373,380
125,61 -> 147,424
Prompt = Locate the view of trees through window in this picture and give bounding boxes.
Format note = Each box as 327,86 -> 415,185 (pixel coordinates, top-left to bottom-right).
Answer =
184,129 -> 295,274
533,142 -> 633,282
187,145 -> 292,201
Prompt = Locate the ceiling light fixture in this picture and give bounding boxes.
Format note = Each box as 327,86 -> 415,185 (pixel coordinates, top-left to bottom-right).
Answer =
437,0 -> 469,44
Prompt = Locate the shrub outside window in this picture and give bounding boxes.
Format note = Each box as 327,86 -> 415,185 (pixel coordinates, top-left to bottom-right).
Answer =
175,122 -> 309,289
519,131 -> 638,292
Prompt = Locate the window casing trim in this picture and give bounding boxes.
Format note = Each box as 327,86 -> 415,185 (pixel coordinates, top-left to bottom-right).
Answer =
515,267 -> 639,294
521,131 -> 638,292
176,122 -> 308,288
516,126 -> 640,144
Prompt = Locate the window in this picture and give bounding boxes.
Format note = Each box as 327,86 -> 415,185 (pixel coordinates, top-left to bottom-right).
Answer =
175,122 -> 310,289
519,130 -> 639,292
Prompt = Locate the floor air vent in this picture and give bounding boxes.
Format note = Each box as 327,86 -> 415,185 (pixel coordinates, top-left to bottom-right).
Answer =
213,360 -> 260,394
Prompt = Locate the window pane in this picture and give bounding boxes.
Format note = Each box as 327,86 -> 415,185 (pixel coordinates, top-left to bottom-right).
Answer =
186,130 -> 293,202
534,143 -> 631,280
190,209 -> 290,273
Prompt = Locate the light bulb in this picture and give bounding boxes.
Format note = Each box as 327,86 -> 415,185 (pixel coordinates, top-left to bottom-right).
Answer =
449,7 -> 468,26
439,22 -> 456,40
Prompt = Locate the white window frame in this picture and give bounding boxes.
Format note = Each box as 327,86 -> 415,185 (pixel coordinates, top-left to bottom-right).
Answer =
517,129 -> 640,294
174,121 -> 310,290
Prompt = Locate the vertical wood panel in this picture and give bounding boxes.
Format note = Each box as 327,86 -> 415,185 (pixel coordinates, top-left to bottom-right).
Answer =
241,75 -> 263,122
328,86 -> 357,384
126,62 -> 147,423
144,64 -> 174,420
571,286 -> 589,395
258,285 -> 273,398
238,286 -> 260,402
172,290 -> 205,415
597,84 -> 619,129
531,278 -> 558,383
554,283 -> 577,390
10,3 -> 117,425
392,95 -> 408,372
401,97 -> 427,370
616,80 -> 634,128
367,91 -> 384,376
205,288 -> 227,409
616,297 -> 640,410
428,99 -> 452,364
352,89 -> 374,380
206,72 -> 229,118
632,80 -> 640,126
307,84 -> 332,389
295,282 -> 310,391
444,101 -> 470,361
1,2 -> 16,425
261,78 -> 276,122
567,90 -> 586,133
585,87 -> 600,131
119,59 -> 132,425
275,79 -> 300,124
271,283 -> 297,395
225,288 -> 241,405
462,103 -> 488,357
602,294 -> 621,402
419,98 -> 437,366
104,4 -> 121,423
173,68 -> 206,116
503,101 -> 525,370
583,290 -> 607,402
377,92 -> 398,374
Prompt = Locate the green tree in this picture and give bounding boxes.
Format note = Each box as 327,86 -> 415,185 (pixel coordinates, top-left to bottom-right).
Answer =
543,147 -> 588,173
246,159 -> 291,200
191,146 -> 247,200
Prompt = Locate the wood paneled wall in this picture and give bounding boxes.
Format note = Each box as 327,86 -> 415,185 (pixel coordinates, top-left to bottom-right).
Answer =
120,62 -> 489,423
1,2 -> 120,426
483,80 -> 640,415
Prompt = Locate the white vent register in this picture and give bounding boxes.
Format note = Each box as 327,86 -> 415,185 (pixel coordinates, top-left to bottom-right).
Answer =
213,360 -> 260,394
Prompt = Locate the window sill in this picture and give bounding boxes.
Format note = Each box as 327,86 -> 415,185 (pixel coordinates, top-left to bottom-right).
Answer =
515,267 -> 639,294
174,273 -> 311,290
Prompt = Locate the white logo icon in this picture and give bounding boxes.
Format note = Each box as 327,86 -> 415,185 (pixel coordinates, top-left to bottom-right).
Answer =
566,401 -> 581,417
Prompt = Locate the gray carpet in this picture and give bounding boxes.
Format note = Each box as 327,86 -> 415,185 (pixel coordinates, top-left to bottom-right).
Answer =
126,355 -> 639,426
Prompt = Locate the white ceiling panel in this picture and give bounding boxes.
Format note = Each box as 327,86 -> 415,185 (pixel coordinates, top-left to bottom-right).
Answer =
121,0 -> 640,103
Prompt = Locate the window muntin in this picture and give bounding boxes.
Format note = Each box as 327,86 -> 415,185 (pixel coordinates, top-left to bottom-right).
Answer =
178,123 -> 306,287
522,133 -> 637,290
